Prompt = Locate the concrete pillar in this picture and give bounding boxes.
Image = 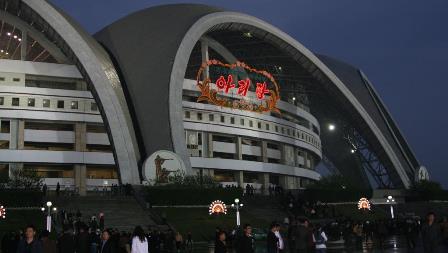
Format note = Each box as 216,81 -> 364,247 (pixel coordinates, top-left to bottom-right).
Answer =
235,171 -> 244,188
259,173 -> 270,195
9,119 -> 24,150
75,123 -> 87,195
236,136 -> 243,160
207,133 -> 213,158
74,165 -> 87,196
261,141 -> 268,163
20,31 -> 27,61
201,40 -> 209,79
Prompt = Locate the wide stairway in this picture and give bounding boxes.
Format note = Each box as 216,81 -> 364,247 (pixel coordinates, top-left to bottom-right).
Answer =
47,195 -> 158,232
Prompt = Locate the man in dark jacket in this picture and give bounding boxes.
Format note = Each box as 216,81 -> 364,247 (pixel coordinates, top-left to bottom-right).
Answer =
267,223 -> 279,253
237,224 -> 255,253
58,226 -> 75,253
16,225 -> 42,253
293,218 -> 310,253
41,230 -> 57,253
76,224 -> 90,253
422,212 -> 440,253
99,229 -> 116,253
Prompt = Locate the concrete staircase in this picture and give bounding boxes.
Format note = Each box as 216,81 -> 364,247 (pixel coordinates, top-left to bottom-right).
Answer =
47,195 -> 158,232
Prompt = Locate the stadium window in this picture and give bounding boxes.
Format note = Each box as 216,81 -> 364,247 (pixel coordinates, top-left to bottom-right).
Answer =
287,129 -> 290,135
230,117 -> 235,124
91,102 -> 98,111
27,98 -> 35,107
257,122 -> 262,129
57,100 -> 64,109
266,124 -> 270,130
12,78 -> 20,82
220,115 -> 225,123
240,118 -> 244,126
249,120 -> 253,127
70,101 -> 78,110
197,112 -> 202,120
0,97 -> 4,105
42,99 -> 50,108
275,125 -> 279,132
185,111 -> 190,119
12,97 -> 20,106
209,114 -> 214,121
281,127 -> 285,134
0,77 -> 4,81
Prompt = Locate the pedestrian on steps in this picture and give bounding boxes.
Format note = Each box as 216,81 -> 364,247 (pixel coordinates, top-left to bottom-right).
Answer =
131,226 -> 148,253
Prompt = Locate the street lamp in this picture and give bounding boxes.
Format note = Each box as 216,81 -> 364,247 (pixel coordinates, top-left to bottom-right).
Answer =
42,201 -> 56,232
231,198 -> 244,227
386,195 -> 395,219
328,124 -> 336,131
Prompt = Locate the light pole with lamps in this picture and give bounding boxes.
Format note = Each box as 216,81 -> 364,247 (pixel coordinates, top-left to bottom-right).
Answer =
231,198 -> 244,227
41,201 -> 57,232
386,195 -> 395,219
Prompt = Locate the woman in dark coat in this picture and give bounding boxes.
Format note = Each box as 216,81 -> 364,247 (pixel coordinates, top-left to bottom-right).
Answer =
215,231 -> 227,253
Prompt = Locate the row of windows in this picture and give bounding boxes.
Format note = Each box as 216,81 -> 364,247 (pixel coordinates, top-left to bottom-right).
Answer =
0,77 -> 21,82
0,96 -> 98,111
184,109 -> 321,149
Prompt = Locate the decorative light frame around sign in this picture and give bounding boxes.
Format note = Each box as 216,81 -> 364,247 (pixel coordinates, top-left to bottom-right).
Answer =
196,59 -> 280,114
209,200 -> 228,215
357,198 -> 371,210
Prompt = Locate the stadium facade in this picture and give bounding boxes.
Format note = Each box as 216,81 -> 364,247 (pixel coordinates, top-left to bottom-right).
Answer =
0,0 -> 422,195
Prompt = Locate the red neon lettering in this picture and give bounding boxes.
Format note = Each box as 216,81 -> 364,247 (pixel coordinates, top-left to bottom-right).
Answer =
256,82 -> 270,99
215,75 -> 235,93
237,78 -> 250,96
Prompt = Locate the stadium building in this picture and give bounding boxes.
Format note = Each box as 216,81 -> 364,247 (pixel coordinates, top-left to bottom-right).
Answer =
0,0 -> 423,195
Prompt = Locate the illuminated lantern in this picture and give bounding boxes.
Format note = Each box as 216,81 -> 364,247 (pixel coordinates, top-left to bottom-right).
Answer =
358,198 -> 371,210
209,200 -> 228,215
0,205 -> 6,219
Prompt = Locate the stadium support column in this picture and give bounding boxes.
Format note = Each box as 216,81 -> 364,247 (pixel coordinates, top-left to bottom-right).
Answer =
236,136 -> 243,160
259,173 -> 270,195
235,171 -> 244,188
74,123 -> 87,196
9,119 -> 24,175
261,141 -> 268,163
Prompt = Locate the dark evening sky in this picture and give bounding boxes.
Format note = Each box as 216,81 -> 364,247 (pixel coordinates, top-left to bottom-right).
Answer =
49,0 -> 448,188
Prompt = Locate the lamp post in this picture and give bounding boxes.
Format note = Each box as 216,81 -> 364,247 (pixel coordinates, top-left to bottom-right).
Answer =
231,198 -> 244,227
42,201 -> 57,232
386,195 -> 395,219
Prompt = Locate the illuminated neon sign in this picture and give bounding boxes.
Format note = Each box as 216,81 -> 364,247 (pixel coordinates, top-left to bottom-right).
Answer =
196,60 -> 280,114
357,198 -> 371,210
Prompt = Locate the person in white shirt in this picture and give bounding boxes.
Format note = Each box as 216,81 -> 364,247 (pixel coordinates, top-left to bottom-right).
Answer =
312,224 -> 328,253
131,226 -> 148,253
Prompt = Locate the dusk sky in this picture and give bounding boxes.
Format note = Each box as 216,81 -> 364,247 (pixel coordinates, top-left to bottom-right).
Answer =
49,0 -> 448,187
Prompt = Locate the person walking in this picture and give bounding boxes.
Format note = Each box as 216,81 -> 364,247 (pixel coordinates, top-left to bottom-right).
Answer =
214,231 -> 227,253
174,231 -> 183,252
293,219 -> 310,253
312,224 -> 328,253
274,223 -> 284,252
267,223 -> 279,253
16,225 -> 42,253
56,182 -> 60,197
237,224 -> 255,253
131,226 -> 148,253
422,212 -> 440,253
58,226 -> 75,253
76,224 -> 90,253
99,229 -> 116,253
41,230 -> 56,253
